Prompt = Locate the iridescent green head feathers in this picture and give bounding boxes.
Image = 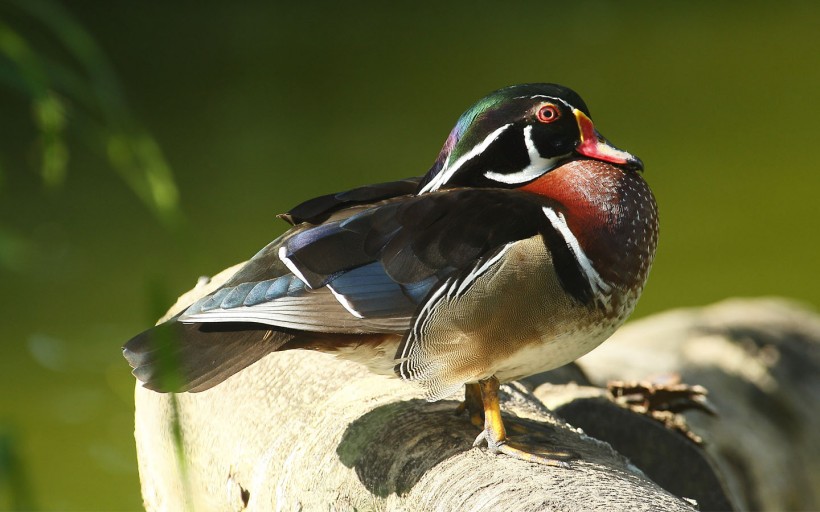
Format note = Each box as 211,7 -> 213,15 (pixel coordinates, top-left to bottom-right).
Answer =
418,83 -> 641,193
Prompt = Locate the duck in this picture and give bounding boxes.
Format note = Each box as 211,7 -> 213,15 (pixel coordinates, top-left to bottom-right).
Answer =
124,83 -> 658,466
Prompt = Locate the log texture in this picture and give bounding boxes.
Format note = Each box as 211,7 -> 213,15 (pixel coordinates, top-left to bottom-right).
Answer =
577,298 -> 820,511
132,268 -> 820,511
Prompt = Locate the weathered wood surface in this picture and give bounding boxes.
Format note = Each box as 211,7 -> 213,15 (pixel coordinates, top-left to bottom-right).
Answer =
132,268 -> 820,511
578,298 -> 820,511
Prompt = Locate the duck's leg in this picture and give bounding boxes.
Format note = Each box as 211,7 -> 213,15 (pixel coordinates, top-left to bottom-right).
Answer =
455,382 -> 485,428
472,376 -> 575,468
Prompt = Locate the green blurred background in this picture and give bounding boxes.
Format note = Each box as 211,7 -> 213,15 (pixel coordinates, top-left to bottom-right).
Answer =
1,1 -> 818,509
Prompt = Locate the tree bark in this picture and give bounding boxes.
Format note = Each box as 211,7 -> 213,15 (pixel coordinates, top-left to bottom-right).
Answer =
576,297 -> 820,511
132,268 -> 820,511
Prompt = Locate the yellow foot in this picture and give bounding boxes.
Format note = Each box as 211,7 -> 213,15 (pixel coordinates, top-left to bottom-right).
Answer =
472,428 -> 576,468
472,376 -> 577,468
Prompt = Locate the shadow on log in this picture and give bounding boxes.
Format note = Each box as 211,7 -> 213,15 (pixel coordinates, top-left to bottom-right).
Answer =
577,298 -> 820,511
132,268 -> 820,511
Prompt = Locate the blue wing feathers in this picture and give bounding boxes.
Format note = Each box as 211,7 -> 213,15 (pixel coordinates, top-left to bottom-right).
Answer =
222,282 -> 256,309
183,188 -> 548,333
196,288 -> 231,312
244,280 -> 272,306
187,274 -> 307,316
327,263 -> 430,318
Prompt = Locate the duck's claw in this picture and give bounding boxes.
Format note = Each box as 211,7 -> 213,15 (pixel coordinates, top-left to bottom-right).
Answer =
470,376 -> 577,468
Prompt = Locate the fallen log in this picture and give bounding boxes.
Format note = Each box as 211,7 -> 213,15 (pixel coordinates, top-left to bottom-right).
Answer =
131,268 -> 820,511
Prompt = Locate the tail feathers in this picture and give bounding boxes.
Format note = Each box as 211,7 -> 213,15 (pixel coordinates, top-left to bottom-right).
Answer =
123,321 -> 293,393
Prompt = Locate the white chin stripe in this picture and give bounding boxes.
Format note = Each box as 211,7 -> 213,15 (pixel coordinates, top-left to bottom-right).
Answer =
419,123 -> 513,194
541,206 -> 612,296
484,125 -> 569,185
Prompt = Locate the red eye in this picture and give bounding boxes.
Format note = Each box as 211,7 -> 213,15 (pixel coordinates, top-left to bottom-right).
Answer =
536,104 -> 561,124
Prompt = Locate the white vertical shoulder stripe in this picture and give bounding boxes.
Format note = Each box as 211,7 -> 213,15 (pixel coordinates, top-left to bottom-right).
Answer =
541,206 -> 612,297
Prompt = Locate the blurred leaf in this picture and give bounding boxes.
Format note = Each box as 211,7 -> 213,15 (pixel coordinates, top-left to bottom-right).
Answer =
0,20 -> 47,95
144,278 -> 184,392
0,227 -> 30,273
0,424 -> 37,511
0,19 -> 68,188
33,92 -> 68,187
107,132 -> 181,226
0,0 -> 181,226
144,278 -> 193,510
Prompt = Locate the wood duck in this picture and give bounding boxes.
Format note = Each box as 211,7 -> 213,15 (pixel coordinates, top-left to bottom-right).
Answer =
124,83 -> 658,466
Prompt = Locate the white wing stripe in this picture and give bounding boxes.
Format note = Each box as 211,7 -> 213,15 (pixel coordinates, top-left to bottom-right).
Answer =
326,284 -> 365,319
455,243 -> 513,296
401,242 -> 516,381
278,246 -> 312,288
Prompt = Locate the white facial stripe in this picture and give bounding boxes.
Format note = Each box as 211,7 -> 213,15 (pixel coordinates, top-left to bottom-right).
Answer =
484,125 -> 571,184
523,124 -> 540,157
419,123 -> 513,193
326,284 -> 365,319
513,94 -> 575,110
278,246 -> 312,289
541,207 -> 612,296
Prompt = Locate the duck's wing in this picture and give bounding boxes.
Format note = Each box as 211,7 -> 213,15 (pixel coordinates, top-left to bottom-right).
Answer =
124,187 -> 581,394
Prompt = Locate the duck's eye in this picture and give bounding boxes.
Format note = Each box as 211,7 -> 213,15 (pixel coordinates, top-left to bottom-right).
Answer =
536,104 -> 561,124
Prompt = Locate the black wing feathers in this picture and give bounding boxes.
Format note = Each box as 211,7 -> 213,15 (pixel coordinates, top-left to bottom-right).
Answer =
281,178 -> 420,225
125,183 -> 599,393
284,189 -> 550,287
284,223 -> 368,287
123,319 -> 293,393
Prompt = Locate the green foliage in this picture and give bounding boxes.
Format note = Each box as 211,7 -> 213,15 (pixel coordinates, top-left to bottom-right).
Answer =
0,0 -> 180,226
0,425 -> 36,511
0,226 -> 30,272
145,278 -> 194,512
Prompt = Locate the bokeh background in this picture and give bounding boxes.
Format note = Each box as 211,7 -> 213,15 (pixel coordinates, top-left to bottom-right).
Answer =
1,1 -> 818,509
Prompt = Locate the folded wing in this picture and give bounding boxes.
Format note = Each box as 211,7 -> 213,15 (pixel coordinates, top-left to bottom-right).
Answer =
125,185 -> 563,393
